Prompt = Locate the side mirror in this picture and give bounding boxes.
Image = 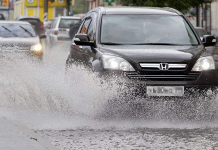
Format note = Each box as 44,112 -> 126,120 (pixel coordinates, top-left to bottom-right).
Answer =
202,35 -> 216,47
74,34 -> 94,46
39,34 -> 46,39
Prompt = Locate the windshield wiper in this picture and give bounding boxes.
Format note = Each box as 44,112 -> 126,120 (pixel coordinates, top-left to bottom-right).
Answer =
19,26 -> 33,37
133,43 -> 196,46
2,26 -> 18,37
101,42 -> 124,45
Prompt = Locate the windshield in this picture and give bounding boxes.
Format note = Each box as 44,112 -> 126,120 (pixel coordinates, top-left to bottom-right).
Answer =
59,19 -> 81,29
0,24 -> 36,38
195,28 -> 207,37
101,15 -> 199,45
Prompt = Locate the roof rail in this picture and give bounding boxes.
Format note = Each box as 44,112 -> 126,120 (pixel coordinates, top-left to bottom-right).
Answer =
163,7 -> 182,15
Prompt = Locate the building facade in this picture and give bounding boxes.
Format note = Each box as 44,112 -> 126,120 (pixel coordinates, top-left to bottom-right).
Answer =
14,0 -> 67,21
0,0 -> 14,20
88,0 -> 121,9
211,1 -> 218,36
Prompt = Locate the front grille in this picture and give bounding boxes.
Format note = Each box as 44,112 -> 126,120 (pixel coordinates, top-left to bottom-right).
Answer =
125,72 -> 200,81
139,63 -> 187,71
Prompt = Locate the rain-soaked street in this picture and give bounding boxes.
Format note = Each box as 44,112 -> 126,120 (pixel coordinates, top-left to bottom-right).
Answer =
2,41 -> 218,149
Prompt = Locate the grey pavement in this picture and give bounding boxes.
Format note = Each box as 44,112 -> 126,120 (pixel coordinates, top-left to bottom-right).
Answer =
0,117 -> 59,150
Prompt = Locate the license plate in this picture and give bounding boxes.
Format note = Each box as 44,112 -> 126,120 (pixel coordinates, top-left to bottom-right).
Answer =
146,86 -> 184,97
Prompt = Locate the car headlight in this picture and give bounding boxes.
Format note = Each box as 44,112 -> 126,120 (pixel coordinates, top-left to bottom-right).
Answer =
30,43 -> 42,52
102,55 -> 135,71
192,56 -> 215,71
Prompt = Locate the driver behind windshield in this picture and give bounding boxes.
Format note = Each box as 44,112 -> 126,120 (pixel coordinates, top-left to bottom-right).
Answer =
101,15 -> 198,45
142,21 -> 170,43
101,23 -> 123,43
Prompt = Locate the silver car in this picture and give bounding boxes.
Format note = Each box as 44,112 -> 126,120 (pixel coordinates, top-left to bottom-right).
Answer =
46,16 -> 81,47
0,21 -> 45,58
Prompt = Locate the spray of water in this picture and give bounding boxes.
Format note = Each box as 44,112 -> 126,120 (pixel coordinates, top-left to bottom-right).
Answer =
1,43 -> 218,130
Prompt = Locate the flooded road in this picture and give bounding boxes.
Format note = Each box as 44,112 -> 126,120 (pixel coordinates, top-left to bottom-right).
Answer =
38,128 -> 218,150
1,42 -> 218,149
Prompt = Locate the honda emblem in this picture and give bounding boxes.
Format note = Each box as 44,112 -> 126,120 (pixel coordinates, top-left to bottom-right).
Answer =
160,63 -> 169,70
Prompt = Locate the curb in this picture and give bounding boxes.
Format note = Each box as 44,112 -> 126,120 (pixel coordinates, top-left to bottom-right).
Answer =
4,117 -> 59,150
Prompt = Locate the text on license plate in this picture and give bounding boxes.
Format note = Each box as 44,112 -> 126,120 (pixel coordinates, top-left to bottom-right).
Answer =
146,86 -> 184,97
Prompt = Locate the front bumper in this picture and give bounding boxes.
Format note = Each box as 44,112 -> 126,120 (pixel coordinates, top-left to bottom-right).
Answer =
130,70 -> 218,97
0,50 -> 43,58
103,70 -> 218,97
31,50 -> 43,57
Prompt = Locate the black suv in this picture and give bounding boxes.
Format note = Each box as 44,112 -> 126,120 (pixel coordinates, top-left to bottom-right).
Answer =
66,7 -> 217,98
15,16 -> 45,36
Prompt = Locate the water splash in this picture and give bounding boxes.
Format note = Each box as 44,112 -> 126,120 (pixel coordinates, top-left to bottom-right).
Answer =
0,43 -> 218,130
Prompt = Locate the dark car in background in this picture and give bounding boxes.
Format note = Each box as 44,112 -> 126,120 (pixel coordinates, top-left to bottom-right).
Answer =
195,27 -> 208,40
0,21 -> 46,58
195,27 -> 216,54
15,16 -> 45,36
0,14 -> 5,20
66,7 -> 217,99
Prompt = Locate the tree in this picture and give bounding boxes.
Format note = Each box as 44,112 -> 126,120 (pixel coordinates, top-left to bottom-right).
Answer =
72,0 -> 87,14
121,0 -> 205,13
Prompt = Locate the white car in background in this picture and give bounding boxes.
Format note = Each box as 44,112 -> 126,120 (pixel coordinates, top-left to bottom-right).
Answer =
0,21 -> 45,58
46,16 -> 81,47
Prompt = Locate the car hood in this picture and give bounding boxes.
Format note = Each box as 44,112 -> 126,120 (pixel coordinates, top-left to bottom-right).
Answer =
0,37 -> 39,50
99,45 -> 204,63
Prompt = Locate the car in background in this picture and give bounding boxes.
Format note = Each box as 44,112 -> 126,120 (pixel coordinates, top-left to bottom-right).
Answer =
73,14 -> 85,19
66,7 -> 217,99
0,21 -> 45,58
0,14 -> 5,20
46,16 -> 81,47
44,20 -> 53,31
195,27 -> 216,54
15,16 -> 45,36
195,27 -> 208,40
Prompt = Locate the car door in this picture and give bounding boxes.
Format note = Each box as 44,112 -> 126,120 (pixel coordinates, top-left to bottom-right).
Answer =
70,13 -> 92,65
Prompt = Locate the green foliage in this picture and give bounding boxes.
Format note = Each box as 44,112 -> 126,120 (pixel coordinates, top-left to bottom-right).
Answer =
106,0 -> 115,6
121,0 -> 205,13
73,0 -> 86,14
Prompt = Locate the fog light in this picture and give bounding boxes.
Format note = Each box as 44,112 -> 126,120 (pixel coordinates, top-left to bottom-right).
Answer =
206,89 -> 213,96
